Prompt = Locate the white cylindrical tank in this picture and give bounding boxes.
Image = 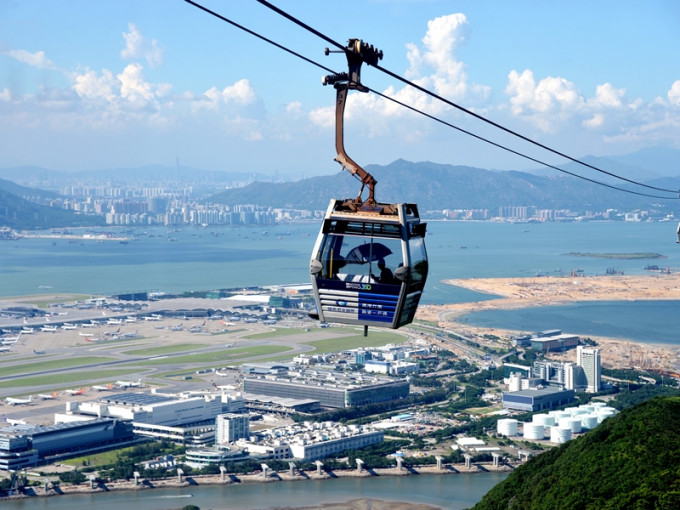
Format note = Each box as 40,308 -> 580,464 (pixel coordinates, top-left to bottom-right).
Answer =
597,408 -> 616,423
578,405 -> 595,413
581,414 -> 599,430
533,414 -> 555,427
550,425 -> 572,444
497,418 -> 518,436
549,411 -> 570,421
591,402 -> 606,409
560,417 -> 582,434
523,422 -> 544,440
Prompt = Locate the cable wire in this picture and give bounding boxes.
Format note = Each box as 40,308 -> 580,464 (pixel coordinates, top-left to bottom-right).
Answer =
255,0 -> 679,197
185,0 -> 679,199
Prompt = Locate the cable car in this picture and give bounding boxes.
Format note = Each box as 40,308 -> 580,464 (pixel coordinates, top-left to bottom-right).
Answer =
309,39 -> 428,334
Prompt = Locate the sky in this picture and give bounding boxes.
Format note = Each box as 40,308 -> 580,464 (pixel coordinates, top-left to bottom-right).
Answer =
1,0 -> 679,179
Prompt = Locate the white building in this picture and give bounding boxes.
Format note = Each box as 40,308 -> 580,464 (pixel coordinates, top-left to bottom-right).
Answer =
215,413 -> 250,444
577,346 -> 601,393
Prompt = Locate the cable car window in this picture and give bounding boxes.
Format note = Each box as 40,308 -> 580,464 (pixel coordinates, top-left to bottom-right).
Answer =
316,233 -> 402,285
408,235 -> 428,283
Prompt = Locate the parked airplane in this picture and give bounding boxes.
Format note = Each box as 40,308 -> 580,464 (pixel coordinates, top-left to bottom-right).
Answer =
40,325 -> 57,332
61,323 -> 77,330
33,349 -> 46,355
84,337 -> 102,342
2,415 -> 26,426
170,323 -> 183,331
120,331 -> 140,339
116,379 -> 142,388
0,346 -> 11,353
81,320 -> 99,328
143,314 -> 163,321
65,387 -> 87,396
219,320 -> 235,327
38,392 -> 58,400
5,396 -> 32,405
125,316 -> 137,323
1,332 -> 22,344
92,383 -> 114,391
20,327 -> 34,334
104,328 -> 121,337
106,318 -> 123,325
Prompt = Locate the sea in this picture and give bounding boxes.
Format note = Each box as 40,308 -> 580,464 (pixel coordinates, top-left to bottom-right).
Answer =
2,220 -> 679,345
1,220 -> 679,508
2,473 -> 509,510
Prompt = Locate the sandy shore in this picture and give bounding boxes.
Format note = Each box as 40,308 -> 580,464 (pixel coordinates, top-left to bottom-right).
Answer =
416,273 -> 680,371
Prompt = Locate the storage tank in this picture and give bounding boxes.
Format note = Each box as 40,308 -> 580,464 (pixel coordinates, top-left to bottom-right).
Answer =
523,422 -> 544,441
549,411 -> 570,421
580,414 -> 599,430
560,417 -> 582,434
578,404 -> 595,413
597,407 -> 616,423
550,425 -> 572,444
533,414 -> 555,427
497,418 -> 518,436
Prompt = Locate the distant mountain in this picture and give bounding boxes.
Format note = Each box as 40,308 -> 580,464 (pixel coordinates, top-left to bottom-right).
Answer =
472,396 -> 680,510
0,165 -> 281,189
209,159 -> 680,214
0,180 -> 104,229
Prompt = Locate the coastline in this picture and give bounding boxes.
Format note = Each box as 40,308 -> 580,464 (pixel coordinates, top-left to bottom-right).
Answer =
3,464 -> 510,503
417,273 -> 680,371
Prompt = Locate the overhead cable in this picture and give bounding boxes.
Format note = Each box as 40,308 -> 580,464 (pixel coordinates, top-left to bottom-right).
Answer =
184,0 -> 679,199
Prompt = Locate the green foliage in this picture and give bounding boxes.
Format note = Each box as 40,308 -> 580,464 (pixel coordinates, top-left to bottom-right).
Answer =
472,396 -> 680,510
58,470 -> 87,485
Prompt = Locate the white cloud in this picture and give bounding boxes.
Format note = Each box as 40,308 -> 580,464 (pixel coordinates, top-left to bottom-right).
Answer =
121,23 -> 164,67
73,69 -> 118,102
669,80 -> 680,106
591,83 -> 625,108
3,49 -> 58,70
196,79 -> 257,111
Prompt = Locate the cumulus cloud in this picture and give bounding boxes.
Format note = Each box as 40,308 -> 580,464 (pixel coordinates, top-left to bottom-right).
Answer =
121,23 -> 165,67
3,49 -> 58,70
197,79 -> 257,111
404,13 -> 490,105
669,80 -> 680,106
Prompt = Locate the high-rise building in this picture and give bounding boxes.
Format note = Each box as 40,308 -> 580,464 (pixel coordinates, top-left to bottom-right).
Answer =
215,413 -> 250,444
576,346 -> 601,393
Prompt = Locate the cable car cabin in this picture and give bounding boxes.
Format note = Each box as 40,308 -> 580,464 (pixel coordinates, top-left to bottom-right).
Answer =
310,199 -> 428,330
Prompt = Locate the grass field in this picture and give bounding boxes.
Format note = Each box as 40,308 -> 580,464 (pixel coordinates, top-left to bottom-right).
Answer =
0,356 -> 116,377
0,369 -> 141,390
121,344 -> 209,356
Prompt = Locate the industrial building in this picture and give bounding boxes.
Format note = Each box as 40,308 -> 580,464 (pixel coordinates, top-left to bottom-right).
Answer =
243,372 -> 409,409
502,387 -> 575,412
0,418 -> 134,471
530,334 -> 580,352
65,392 -> 226,445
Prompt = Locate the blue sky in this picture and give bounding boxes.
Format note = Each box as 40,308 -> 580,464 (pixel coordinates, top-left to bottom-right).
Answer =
1,0 -> 679,178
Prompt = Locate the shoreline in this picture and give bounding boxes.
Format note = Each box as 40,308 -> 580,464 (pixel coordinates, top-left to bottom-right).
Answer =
417,273 -> 680,371
3,464 -> 511,502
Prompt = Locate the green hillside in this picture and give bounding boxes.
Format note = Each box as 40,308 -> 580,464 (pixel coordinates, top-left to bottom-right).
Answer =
472,396 -> 680,510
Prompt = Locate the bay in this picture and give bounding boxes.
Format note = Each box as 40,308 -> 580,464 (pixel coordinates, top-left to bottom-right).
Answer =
2,220 -> 678,304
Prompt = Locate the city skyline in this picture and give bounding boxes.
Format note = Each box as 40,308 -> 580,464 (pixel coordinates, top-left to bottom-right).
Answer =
1,1 -> 679,178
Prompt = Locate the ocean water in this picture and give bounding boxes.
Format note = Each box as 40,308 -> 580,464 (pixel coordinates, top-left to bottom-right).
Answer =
2,220 -> 679,343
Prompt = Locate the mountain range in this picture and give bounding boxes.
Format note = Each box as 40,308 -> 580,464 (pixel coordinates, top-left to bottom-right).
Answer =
1,147 -> 679,229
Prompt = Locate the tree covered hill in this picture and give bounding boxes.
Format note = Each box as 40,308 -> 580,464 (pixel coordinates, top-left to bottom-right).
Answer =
209,159 -> 680,214
472,396 -> 680,510
0,184 -> 104,229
